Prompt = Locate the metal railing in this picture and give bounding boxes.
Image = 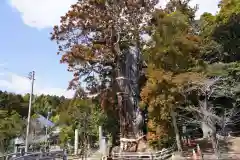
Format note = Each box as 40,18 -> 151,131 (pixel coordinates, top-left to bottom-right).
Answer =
0,153 -> 22,160
111,147 -> 174,160
0,150 -> 67,160
0,152 -> 37,160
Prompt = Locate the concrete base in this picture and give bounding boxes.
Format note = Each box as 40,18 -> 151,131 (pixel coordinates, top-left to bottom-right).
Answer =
171,152 -> 185,160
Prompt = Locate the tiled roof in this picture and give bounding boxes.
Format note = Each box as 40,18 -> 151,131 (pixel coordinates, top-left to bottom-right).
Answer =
35,114 -> 54,128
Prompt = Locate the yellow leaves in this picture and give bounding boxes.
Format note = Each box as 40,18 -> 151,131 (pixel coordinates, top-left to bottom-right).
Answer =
172,72 -> 205,86
140,66 -> 205,126
147,132 -> 159,141
89,0 -> 106,5
147,119 -> 155,130
148,70 -> 172,83
217,0 -> 240,23
147,119 -> 171,144
141,69 -> 175,118
68,10 -> 79,18
186,34 -> 201,43
147,105 -> 154,113
141,1 -> 206,148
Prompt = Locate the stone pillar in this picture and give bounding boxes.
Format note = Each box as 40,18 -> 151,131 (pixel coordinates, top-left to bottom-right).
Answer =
99,126 -> 103,149
74,129 -> 78,155
101,137 -> 107,156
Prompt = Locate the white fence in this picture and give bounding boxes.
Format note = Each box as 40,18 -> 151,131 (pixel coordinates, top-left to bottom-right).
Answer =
111,147 -> 174,160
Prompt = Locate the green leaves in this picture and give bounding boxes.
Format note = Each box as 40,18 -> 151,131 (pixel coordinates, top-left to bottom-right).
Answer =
0,110 -> 24,153
58,98 -> 111,146
0,92 -> 25,139
206,62 -> 240,100
146,9 -> 201,74
141,0 -> 205,147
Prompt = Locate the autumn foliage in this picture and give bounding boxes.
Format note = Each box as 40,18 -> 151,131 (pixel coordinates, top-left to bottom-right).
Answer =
140,7 -> 205,147
50,0 -> 240,151
51,0 -> 157,112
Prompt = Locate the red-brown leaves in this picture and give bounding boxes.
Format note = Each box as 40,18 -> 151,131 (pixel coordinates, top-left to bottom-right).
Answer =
51,0 -> 158,116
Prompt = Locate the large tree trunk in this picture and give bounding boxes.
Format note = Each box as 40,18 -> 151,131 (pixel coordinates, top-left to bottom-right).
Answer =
201,120 -> 220,159
210,131 -> 219,159
201,121 -> 212,138
128,46 -> 144,137
171,110 -> 182,153
0,141 -> 4,156
116,46 -> 144,151
116,52 -> 135,139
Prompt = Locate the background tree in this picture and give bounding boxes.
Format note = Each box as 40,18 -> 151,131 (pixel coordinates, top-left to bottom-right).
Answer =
0,92 -> 25,154
58,98 -> 109,154
198,0 -> 240,135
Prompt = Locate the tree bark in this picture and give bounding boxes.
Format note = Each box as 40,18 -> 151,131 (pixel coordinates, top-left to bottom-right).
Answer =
0,141 -> 4,156
116,45 -> 144,152
116,46 -> 144,138
210,130 -> 220,159
171,110 -> 182,153
201,120 -> 220,159
201,121 -> 212,138
128,46 -> 144,138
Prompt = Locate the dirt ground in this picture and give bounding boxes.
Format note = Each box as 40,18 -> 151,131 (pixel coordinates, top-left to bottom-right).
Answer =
180,136 -> 240,159
228,137 -> 240,153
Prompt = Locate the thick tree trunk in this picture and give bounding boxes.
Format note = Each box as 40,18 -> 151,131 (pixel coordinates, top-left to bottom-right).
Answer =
128,46 -> 144,137
201,121 -> 220,158
201,97 -> 212,139
201,121 -> 212,138
116,50 -> 134,139
0,141 -> 4,156
116,45 -> 144,151
210,130 -> 220,159
171,110 -> 182,153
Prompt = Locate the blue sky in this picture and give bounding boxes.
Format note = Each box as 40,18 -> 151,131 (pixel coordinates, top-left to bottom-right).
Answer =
0,0 -> 77,97
0,0 -> 220,97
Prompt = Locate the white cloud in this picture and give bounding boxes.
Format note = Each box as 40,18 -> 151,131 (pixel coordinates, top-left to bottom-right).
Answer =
8,0 -> 77,29
190,0 -> 220,18
8,0 -> 220,29
0,71 -> 74,98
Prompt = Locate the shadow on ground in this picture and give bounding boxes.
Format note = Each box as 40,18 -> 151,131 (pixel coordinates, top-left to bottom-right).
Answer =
181,137 -> 240,159
195,138 -> 233,153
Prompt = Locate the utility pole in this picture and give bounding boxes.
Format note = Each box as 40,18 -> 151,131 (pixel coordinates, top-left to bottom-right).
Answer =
45,110 -> 51,149
25,71 -> 35,153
